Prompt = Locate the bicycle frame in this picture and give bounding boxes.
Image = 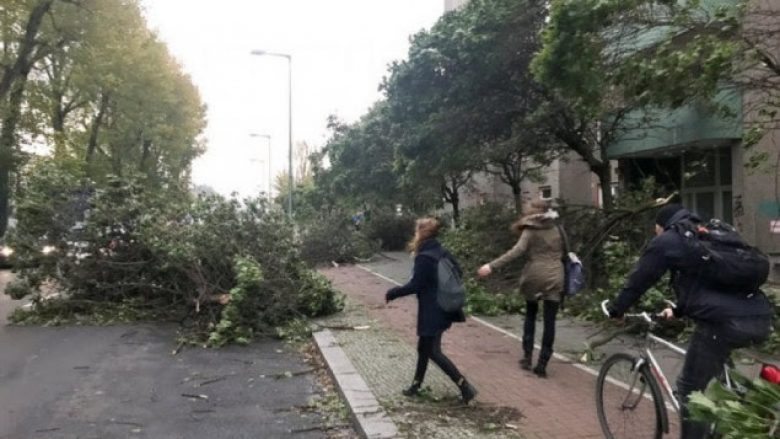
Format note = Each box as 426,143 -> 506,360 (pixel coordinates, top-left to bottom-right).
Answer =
600,300 -> 733,416
641,332 -> 687,413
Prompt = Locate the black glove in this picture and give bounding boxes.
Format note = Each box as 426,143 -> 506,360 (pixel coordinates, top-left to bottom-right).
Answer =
385,287 -> 401,303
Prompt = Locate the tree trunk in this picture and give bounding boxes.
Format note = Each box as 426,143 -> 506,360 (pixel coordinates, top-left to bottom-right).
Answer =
0,0 -> 55,102
512,183 -> 523,215
0,164 -> 9,238
451,189 -> 460,227
0,74 -> 30,237
86,92 -> 109,167
139,139 -> 152,173
595,162 -> 614,210
442,177 -> 461,227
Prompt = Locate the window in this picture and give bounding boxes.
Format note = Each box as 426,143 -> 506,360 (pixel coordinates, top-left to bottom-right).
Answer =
681,147 -> 733,223
539,186 -> 552,199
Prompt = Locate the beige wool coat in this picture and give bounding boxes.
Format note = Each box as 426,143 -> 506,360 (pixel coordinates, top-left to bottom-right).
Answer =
488,211 -> 565,302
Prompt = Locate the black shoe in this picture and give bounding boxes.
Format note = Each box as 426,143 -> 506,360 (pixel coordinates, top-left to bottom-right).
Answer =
519,357 -> 532,371
402,384 -> 421,397
459,381 -> 478,404
533,363 -> 547,378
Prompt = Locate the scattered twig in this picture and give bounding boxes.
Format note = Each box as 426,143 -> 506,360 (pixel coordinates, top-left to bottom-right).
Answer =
34,427 -> 61,433
181,393 -> 209,400
171,341 -> 186,356
264,368 -> 316,380
315,324 -> 371,331
198,376 -> 227,387
108,420 -> 143,427
290,423 -> 352,434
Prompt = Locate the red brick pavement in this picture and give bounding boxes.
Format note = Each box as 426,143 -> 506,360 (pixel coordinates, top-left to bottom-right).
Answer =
322,266 -> 679,439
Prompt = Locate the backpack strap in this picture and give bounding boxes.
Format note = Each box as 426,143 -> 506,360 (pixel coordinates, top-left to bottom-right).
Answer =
555,223 -> 570,262
554,223 -> 570,309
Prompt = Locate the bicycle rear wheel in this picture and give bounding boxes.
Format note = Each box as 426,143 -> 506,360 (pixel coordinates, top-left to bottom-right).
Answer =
596,353 -> 666,439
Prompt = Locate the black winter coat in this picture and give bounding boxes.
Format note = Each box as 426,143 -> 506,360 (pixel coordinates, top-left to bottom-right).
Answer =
387,239 -> 466,336
613,209 -> 773,322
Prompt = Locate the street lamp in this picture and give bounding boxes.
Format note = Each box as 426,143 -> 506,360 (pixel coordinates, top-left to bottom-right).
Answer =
250,50 -> 293,218
249,133 -> 272,199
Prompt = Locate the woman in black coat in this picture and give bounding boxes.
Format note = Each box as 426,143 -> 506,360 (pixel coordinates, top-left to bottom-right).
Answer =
385,217 -> 477,403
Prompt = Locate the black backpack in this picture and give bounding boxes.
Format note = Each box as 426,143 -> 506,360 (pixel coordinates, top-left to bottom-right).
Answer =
673,218 -> 769,293
420,251 -> 466,312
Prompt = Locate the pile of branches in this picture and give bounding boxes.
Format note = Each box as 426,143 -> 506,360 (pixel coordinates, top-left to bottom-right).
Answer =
6,161 -> 342,344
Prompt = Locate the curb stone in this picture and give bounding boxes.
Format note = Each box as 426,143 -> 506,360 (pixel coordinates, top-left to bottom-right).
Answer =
314,329 -> 398,439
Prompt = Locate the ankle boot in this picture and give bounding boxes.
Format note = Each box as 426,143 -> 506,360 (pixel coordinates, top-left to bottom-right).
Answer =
458,378 -> 478,403
402,381 -> 421,397
519,351 -> 533,370
534,350 -> 552,378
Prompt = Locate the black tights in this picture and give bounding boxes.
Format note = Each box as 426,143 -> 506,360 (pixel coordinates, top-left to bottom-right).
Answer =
413,333 -> 463,386
523,300 -> 560,361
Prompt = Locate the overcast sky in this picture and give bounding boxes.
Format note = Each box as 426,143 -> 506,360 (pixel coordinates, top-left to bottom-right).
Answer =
141,1 -> 443,196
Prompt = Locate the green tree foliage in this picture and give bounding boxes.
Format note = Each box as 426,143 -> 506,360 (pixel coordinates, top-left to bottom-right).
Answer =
0,0 -> 206,237
318,106 -> 410,208
383,0 -> 559,219
689,370 -> 780,439
535,0 -> 780,199
531,0 -> 681,209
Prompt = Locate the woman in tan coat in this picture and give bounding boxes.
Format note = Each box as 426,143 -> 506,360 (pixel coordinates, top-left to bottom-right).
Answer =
477,200 -> 565,377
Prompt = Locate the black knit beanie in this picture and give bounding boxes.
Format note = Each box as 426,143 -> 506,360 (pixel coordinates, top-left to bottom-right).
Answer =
655,203 -> 685,228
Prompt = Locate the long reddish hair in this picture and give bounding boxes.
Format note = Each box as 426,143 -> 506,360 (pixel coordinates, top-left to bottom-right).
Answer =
408,217 -> 442,254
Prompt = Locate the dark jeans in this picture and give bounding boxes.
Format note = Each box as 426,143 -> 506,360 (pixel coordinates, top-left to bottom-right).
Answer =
677,316 -> 772,439
413,333 -> 463,385
523,299 -> 560,362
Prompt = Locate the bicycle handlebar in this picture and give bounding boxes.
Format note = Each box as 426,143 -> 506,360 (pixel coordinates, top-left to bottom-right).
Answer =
600,299 -> 659,324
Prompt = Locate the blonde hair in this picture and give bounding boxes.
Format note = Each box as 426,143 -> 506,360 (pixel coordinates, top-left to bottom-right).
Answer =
511,199 -> 553,235
407,217 -> 442,254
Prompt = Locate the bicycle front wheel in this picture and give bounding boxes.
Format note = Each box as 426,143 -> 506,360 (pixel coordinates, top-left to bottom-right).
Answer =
596,353 -> 666,439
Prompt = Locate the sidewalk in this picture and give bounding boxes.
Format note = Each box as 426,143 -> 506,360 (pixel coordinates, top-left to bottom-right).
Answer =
320,265 -> 607,439
314,294 -> 524,438
319,252 -> 776,439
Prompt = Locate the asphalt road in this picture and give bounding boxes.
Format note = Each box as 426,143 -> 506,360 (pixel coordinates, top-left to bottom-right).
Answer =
0,270 -> 330,439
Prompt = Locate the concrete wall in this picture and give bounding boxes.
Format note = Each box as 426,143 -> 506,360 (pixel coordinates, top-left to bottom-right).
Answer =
558,153 -> 603,206
734,0 -> 780,281
733,130 -> 780,281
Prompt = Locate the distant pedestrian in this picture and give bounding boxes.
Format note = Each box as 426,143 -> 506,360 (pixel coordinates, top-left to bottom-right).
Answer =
477,199 -> 565,377
385,217 -> 477,403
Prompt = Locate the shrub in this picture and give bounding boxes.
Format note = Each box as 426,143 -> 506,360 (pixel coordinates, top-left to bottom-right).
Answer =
298,210 -> 379,264
6,159 -> 343,345
464,278 -> 525,316
439,203 -> 523,315
363,209 -> 415,251
440,202 -> 518,274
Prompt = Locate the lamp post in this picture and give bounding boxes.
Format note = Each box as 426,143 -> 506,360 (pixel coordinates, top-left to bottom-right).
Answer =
250,50 -> 293,218
249,133 -> 272,198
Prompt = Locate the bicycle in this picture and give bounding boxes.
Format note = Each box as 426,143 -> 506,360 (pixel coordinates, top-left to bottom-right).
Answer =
594,300 -> 740,439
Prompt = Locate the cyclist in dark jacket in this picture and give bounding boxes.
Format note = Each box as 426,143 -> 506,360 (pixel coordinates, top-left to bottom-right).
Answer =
386,217 -> 476,403
608,203 -> 773,439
